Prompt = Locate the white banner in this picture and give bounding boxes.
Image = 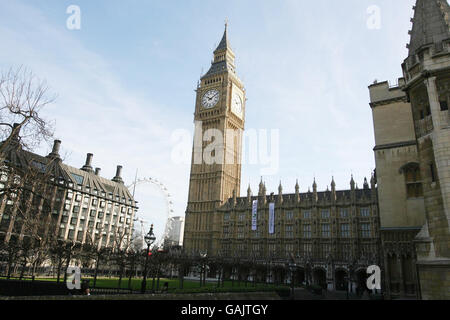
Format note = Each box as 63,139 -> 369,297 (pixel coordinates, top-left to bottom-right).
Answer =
269,202 -> 275,234
251,200 -> 258,231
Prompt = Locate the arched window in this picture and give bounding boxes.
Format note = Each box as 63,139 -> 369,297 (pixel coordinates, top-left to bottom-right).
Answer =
399,162 -> 423,198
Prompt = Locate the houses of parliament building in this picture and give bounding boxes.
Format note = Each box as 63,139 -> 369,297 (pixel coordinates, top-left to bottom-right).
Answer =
184,0 -> 450,300
183,25 -> 381,293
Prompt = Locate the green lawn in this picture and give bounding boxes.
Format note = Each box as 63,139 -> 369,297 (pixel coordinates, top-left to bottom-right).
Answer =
1,275 -> 290,295
27,276 -> 288,293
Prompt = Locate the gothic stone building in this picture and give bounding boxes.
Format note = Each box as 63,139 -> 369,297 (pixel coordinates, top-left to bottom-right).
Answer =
0,133 -> 137,250
183,26 -> 381,290
369,0 -> 450,300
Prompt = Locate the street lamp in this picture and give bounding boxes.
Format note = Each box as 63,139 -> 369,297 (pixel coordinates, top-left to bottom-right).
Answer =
141,224 -> 156,294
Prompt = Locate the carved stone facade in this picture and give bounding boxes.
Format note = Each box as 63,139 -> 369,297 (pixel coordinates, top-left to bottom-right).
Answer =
370,0 -> 450,299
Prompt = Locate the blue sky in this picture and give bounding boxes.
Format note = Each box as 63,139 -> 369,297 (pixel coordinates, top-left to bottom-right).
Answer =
0,0 -> 416,241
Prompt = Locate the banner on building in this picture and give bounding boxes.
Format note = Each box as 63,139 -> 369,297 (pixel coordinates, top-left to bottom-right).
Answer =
251,200 -> 258,231
269,202 -> 275,234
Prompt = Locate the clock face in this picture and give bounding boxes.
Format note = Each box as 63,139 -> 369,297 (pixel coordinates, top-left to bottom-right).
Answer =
201,89 -> 220,109
232,92 -> 243,116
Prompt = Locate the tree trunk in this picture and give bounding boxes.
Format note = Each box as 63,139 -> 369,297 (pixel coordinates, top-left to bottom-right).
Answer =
118,269 -> 123,289
56,258 -> 62,283
93,257 -> 100,288
128,262 -> 134,290
178,265 -> 184,289
19,259 -> 26,279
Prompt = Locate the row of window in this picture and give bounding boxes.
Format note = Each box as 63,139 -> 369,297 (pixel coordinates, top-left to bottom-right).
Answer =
67,182 -> 133,205
226,208 -> 372,222
225,243 -> 374,257
224,223 -> 372,238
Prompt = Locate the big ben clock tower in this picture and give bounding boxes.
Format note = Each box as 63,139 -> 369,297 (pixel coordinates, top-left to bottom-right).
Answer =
184,24 -> 245,254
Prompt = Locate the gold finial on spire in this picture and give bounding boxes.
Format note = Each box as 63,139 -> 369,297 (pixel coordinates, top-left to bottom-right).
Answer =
224,18 -> 228,29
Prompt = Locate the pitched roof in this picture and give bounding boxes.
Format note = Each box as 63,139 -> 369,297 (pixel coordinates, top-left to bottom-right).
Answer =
214,26 -> 231,53
1,140 -> 135,205
201,26 -> 236,79
408,0 -> 450,56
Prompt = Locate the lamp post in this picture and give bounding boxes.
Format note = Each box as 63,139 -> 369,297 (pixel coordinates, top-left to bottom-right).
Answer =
141,224 -> 156,294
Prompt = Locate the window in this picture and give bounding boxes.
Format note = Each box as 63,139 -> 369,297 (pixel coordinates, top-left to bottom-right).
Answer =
286,211 -> 294,220
303,224 -> 311,238
321,244 -> 331,258
321,210 -> 330,219
237,226 -> 244,238
361,223 -> 371,238
360,208 -> 370,217
430,164 -> 436,182
419,110 -> 424,119
341,224 -> 350,238
237,243 -> 246,252
71,173 -> 84,185
401,163 -> 423,198
224,213 -> 230,221
286,243 -> 294,255
238,213 -> 246,221
285,225 -> 294,238
340,208 -> 349,218
32,160 -> 46,172
72,206 -> 80,214
321,224 -> 330,237
303,243 -> 312,255
268,244 -> 276,254
303,211 -> 311,219
440,100 -> 448,111
90,210 -> 96,217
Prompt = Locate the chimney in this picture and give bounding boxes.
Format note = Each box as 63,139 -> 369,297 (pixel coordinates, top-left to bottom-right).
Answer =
81,153 -> 94,172
95,167 -> 101,176
47,139 -> 61,160
112,165 -> 123,183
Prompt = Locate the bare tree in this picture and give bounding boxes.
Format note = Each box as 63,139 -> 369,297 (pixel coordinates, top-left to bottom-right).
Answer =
0,66 -> 55,154
111,230 -> 132,289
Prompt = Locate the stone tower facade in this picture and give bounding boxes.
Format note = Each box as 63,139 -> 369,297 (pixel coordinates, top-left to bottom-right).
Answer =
184,25 -> 246,255
371,0 -> 450,299
369,79 -> 425,298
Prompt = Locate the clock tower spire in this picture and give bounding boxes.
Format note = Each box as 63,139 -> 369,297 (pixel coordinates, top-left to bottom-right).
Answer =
184,25 -> 246,255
